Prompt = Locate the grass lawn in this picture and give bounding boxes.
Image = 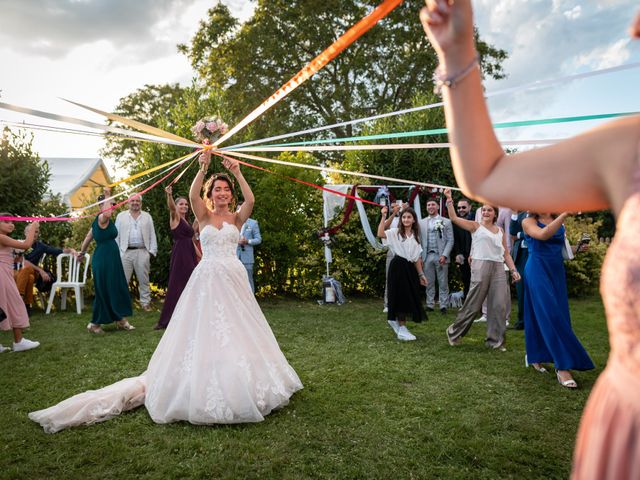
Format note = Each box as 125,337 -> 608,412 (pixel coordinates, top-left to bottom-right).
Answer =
0,296 -> 608,479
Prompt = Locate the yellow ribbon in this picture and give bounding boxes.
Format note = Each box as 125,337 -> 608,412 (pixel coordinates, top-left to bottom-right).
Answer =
108,150 -> 201,188
62,98 -> 201,148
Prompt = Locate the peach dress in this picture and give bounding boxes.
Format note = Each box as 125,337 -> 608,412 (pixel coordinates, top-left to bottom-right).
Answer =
0,244 -> 29,331
572,168 -> 640,479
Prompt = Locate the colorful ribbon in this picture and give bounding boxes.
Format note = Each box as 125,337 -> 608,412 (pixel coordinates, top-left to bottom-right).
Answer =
221,150 -> 460,191
108,150 -> 201,188
214,153 -> 381,207
0,154 -> 196,222
225,139 -> 562,153
236,111 -> 639,148
213,0 -> 404,147
0,101 -> 198,149
62,98 -> 200,148
223,61 -> 640,150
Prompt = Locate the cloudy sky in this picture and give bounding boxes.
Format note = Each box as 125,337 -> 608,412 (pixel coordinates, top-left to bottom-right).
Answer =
0,0 -> 639,170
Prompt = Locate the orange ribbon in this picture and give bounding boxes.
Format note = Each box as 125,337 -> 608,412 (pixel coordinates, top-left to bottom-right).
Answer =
214,0 -> 404,147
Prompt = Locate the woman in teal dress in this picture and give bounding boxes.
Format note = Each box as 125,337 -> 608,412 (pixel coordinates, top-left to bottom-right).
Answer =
79,188 -> 134,333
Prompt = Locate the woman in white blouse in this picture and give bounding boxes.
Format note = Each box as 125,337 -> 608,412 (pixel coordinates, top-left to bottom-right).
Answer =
443,188 -> 520,350
378,206 -> 429,341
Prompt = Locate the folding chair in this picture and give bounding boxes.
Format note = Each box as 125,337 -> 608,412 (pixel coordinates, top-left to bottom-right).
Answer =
46,253 -> 90,314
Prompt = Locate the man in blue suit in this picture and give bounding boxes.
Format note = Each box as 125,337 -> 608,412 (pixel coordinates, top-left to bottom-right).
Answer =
237,218 -> 262,294
509,211 -> 529,330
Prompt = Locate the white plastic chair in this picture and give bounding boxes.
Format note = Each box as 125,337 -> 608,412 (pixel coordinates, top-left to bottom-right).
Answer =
46,253 -> 90,314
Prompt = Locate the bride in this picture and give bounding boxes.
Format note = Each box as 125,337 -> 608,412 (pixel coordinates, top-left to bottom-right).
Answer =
29,153 -> 303,433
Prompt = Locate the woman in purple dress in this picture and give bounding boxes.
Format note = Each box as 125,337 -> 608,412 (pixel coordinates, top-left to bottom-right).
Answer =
154,186 -> 199,330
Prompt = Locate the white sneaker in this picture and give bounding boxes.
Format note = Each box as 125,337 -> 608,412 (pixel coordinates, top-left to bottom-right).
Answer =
473,315 -> 487,323
396,325 -> 416,341
387,320 -> 399,334
12,338 -> 40,352
0,344 -> 10,353
382,307 -> 388,313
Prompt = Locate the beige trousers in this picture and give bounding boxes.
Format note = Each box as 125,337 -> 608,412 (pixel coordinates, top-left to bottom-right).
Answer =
446,259 -> 508,348
121,249 -> 151,307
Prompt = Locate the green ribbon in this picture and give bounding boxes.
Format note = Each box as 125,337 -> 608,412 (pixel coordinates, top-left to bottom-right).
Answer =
227,111 -> 638,149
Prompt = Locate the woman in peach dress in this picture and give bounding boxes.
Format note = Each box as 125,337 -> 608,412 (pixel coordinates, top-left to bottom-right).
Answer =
420,2 -> 640,478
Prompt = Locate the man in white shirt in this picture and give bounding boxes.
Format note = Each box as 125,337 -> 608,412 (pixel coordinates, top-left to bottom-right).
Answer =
419,199 -> 453,313
115,194 -> 158,311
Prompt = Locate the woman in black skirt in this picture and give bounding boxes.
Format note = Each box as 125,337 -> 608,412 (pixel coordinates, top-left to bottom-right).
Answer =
378,206 -> 428,341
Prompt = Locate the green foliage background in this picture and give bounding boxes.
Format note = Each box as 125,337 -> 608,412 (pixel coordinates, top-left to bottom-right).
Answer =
1,3 -> 610,300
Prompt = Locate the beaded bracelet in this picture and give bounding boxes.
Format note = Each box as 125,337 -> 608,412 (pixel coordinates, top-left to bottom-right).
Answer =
433,54 -> 480,95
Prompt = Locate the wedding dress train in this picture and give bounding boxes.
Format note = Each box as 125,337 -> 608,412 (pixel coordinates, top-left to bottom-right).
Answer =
29,223 -> 303,433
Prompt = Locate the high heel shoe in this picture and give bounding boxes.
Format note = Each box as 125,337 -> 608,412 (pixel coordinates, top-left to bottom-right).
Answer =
525,355 -> 547,373
116,320 -> 135,331
86,323 -> 104,334
555,369 -> 577,389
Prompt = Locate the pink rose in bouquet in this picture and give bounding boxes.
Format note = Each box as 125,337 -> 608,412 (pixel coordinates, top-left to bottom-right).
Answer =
191,117 -> 229,143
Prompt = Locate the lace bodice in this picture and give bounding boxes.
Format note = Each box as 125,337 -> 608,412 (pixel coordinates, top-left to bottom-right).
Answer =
600,191 -> 640,374
200,223 -> 240,259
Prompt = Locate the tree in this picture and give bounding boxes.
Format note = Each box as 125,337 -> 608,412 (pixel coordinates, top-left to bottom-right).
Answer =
0,128 -> 50,230
178,1 -> 507,146
0,127 -> 72,250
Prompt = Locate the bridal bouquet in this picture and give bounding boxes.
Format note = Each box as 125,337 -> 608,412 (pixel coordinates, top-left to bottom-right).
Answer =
191,117 -> 229,144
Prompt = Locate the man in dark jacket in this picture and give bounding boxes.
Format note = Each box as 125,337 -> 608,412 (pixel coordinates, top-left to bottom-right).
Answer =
450,197 -> 474,299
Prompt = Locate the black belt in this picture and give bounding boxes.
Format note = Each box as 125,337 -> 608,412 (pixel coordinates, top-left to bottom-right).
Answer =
127,246 -> 145,250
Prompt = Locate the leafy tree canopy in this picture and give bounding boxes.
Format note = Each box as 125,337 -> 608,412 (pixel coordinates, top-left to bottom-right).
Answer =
178,1 -> 507,146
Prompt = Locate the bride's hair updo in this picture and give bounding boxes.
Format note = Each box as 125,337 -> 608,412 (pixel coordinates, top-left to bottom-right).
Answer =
203,173 -> 236,211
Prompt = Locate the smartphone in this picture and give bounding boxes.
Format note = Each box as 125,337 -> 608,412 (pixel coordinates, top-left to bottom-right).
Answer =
576,233 -> 591,253
396,199 -> 402,207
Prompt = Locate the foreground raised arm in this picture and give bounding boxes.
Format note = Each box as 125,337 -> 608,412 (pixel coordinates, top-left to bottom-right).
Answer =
420,0 -> 640,215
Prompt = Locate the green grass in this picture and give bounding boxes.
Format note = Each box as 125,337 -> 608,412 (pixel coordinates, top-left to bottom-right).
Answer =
0,297 -> 609,479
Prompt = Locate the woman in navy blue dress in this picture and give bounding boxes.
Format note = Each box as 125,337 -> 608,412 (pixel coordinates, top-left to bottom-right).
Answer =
522,212 -> 594,388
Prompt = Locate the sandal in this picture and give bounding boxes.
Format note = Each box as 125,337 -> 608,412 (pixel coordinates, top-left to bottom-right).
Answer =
116,320 -> 135,331
555,369 -> 577,389
86,323 -> 104,334
525,355 -> 547,373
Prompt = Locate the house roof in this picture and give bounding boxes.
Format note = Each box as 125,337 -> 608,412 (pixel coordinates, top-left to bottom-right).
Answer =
43,158 -> 112,200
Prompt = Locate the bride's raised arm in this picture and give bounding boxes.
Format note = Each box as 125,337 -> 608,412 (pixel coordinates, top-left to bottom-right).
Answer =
190,151 -> 211,224
420,0 -> 640,214
222,157 -> 255,227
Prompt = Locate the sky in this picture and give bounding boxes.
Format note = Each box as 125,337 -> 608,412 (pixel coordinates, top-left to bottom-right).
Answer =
1,0 -> 639,174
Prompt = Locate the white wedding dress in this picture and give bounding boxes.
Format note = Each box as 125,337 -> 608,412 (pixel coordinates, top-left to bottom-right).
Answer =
29,223 -> 303,433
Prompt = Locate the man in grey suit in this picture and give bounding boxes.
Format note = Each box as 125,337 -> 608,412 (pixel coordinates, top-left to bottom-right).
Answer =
237,218 -> 262,294
419,199 -> 454,313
